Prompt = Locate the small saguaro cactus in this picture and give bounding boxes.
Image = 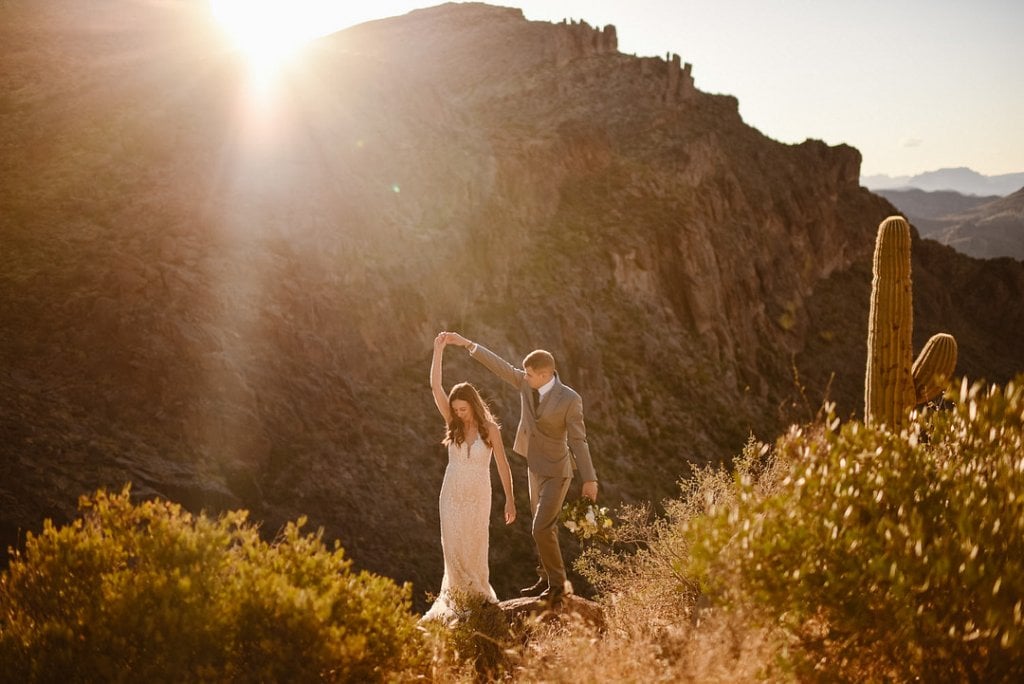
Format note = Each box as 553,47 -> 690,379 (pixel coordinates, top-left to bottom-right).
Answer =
912,332 -> 958,404
864,216 -> 958,430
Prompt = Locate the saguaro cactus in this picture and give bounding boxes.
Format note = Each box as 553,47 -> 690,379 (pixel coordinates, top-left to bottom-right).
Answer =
864,216 -> 959,430
912,332 -> 958,404
865,216 -> 916,429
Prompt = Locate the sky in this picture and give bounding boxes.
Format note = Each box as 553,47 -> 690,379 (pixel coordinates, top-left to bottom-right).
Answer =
210,0 -> 1024,178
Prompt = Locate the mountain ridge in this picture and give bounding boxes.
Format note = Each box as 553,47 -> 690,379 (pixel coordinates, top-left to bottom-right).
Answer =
863,166 -> 1024,197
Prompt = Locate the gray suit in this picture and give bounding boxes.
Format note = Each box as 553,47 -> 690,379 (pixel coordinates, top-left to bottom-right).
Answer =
470,343 -> 597,592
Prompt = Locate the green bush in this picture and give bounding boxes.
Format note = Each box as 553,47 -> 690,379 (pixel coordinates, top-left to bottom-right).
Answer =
688,376 -> 1024,682
0,486 -> 427,682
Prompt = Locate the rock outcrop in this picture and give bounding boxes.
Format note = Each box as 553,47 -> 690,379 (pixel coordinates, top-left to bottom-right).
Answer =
500,595 -> 606,630
552,19 -> 618,66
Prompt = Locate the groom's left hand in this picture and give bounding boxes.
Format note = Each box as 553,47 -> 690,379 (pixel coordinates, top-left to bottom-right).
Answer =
582,480 -> 598,502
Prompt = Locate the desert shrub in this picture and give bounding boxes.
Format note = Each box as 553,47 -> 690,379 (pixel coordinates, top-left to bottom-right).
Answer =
0,486 -> 427,683
561,438 -> 785,681
688,376 -> 1024,682
576,437 -> 783,623
421,591 -> 512,681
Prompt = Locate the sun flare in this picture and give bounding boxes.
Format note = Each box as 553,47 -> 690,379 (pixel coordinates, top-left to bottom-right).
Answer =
210,0 -> 353,75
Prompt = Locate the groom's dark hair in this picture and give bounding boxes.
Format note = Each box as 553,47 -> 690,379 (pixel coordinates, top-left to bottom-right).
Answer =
523,349 -> 555,371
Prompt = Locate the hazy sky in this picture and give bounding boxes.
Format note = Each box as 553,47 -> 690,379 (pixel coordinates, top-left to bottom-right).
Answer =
216,0 -> 1024,177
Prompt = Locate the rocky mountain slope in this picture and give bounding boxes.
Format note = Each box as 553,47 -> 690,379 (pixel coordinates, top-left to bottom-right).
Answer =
880,188 -> 1024,260
3,1 -> 1022,606
932,188 -> 1024,260
876,188 -> 999,233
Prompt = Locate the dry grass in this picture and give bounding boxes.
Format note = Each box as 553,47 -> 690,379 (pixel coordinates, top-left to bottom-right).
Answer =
502,602 -> 783,683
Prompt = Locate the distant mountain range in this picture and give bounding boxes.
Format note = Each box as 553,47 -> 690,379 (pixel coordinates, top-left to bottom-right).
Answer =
878,187 -> 1024,260
863,167 -> 1024,197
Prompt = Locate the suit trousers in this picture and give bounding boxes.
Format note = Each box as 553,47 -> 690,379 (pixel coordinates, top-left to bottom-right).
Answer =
528,468 -> 572,592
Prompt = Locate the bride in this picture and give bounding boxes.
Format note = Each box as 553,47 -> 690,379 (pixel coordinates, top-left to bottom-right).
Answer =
423,332 -> 516,621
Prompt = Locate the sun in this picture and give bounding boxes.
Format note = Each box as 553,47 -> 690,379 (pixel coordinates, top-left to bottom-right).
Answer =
209,1 -> 354,75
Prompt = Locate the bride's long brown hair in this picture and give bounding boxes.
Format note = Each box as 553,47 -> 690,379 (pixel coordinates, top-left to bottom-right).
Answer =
444,382 -> 498,448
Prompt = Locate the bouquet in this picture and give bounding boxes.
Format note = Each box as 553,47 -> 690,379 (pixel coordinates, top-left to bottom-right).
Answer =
560,497 -> 613,542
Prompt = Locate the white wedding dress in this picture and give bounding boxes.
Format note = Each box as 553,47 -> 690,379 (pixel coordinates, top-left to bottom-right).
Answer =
423,436 -> 498,621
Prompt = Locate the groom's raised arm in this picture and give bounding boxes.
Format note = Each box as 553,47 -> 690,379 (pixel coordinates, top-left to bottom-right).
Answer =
445,332 -> 523,389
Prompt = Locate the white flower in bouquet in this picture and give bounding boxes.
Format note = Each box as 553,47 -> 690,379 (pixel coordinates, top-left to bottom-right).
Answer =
560,497 -> 614,542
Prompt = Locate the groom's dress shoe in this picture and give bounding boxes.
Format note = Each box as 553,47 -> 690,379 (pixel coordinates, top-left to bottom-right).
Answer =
538,587 -> 566,608
519,578 -> 546,596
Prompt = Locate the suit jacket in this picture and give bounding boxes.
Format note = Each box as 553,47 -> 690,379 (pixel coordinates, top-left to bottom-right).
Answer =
470,344 -> 597,482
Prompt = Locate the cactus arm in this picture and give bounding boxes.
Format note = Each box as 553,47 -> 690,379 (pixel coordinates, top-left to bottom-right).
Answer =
912,333 -> 958,404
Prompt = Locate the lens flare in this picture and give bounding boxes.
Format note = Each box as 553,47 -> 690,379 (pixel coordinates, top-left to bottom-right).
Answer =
209,1 -> 354,76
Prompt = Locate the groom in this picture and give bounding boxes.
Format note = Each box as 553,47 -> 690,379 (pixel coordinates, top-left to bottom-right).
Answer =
444,332 -> 598,607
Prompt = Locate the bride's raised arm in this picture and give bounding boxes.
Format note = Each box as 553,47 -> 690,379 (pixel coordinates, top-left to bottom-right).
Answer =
430,332 -> 451,422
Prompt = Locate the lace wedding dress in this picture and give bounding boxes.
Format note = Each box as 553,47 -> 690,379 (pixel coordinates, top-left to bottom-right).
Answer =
423,436 -> 498,621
